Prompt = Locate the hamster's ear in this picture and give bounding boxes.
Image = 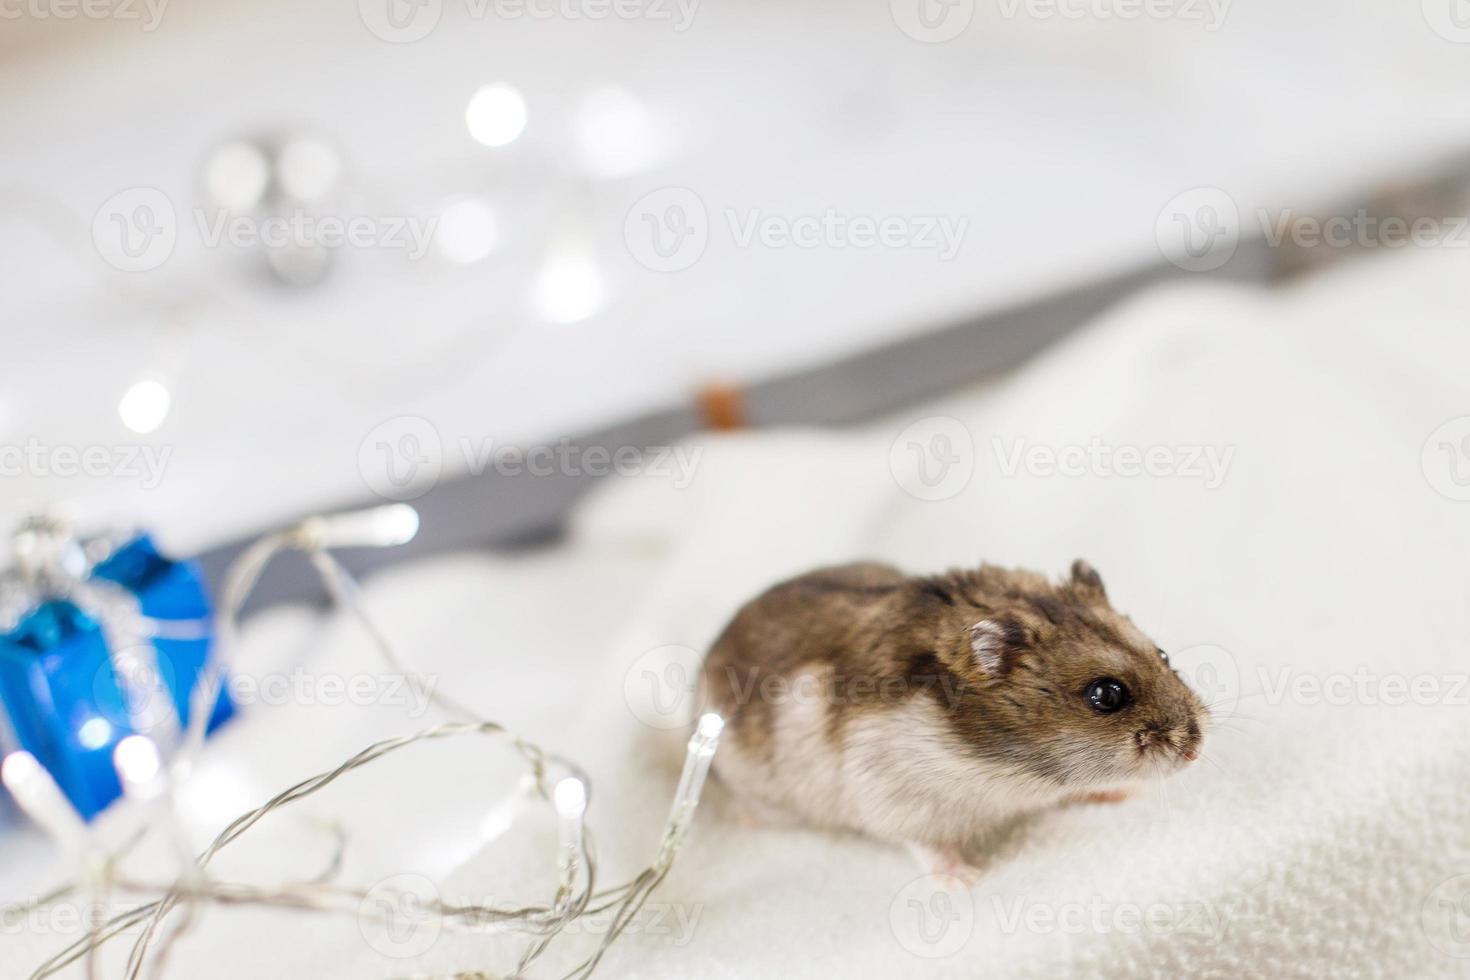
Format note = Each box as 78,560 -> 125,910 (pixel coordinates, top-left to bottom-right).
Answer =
970,619 -> 1026,677
1069,559 -> 1106,600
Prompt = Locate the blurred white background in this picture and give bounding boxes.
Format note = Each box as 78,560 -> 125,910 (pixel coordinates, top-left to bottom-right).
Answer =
3,3 -> 1470,977
4,0 -> 1470,548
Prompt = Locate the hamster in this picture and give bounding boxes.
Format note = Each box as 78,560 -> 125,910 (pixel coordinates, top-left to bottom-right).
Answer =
699,559 -> 1206,879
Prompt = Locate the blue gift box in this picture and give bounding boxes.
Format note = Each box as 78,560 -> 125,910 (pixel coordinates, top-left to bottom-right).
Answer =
0,533 -> 232,820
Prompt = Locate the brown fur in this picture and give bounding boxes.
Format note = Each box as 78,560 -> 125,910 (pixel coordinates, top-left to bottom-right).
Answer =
702,559 -> 1205,807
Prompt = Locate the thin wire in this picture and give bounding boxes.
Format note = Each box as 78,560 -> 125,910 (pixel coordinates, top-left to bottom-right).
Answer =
19,512 -> 719,980
305,547 -> 484,723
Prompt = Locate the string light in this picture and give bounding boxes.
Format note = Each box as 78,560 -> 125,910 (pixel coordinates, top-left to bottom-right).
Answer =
117,378 -> 171,435
275,137 -> 341,204
8,505 -> 725,980
531,244 -> 607,325
553,776 -> 587,894
113,730 -> 208,962
436,197 -> 500,265
77,717 -> 115,750
465,83 -> 527,148
112,735 -> 165,802
572,87 -> 667,179
658,713 -> 723,870
1,751 -> 89,854
295,503 -> 420,550
202,140 -> 270,211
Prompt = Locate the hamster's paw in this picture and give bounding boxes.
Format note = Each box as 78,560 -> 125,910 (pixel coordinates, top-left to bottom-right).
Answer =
729,802 -> 767,828
1069,788 -> 1134,805
907,844 -> 984,885
725,795 -> 795,829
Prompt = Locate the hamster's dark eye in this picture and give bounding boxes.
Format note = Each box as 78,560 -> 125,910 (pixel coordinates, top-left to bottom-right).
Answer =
1085,678 -> 1129,714
1157,648 -> 1170,666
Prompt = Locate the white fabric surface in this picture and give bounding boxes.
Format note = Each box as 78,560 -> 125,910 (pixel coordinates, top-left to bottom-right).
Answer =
6,246 -> 1470,978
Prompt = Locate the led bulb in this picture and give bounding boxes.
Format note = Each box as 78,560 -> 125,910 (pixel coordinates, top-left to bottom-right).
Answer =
572,87 -> 667,179
696,713 -> 724,743
465,84 -> 527,148
554,776 -> 587,888
77,717 -> 114,750
531,247 -> 606,324
204,140 -> 270,211
1,750 -> 44,798
118,378 -> 171,435
656,713 -> 724,870
113,734 -> 165,801
277,137 -> 342,203
553,777 -> 587,819
437,197 -> 499,264
300,504 -> 420,549
2,751 -> 88,849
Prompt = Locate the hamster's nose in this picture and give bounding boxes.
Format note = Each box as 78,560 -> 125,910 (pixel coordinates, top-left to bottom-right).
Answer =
1177,719 -> 1202,762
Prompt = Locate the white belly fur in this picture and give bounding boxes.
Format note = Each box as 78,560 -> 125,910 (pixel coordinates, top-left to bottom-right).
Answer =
710,666 -> 1072,850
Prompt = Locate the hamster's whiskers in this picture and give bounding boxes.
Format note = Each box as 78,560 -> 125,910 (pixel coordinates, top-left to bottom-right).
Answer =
701,558 -> 1205,863
1193,749 -> 1235,781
